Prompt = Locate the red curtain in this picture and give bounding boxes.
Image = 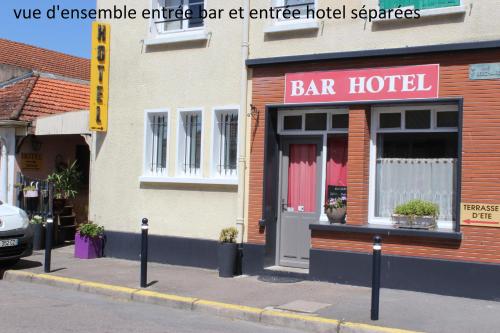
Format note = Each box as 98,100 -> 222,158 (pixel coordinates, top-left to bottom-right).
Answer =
325,136 -> 348,197
287,144 -> 317,213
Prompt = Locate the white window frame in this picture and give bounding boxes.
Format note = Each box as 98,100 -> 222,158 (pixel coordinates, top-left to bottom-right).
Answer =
368,104 -> 459,230
374,0 -> 466,22
143,109 -> 170,178
274,0 -> 317,21
176,108 -> 204,178
149,0 -> 207,37
211,106 -> 240,179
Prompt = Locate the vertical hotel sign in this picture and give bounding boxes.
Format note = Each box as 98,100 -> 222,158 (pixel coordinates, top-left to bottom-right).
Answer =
89,22 -> 110,131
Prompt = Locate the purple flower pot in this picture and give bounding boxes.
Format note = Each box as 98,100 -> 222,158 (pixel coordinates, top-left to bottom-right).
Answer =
74,232 -> 103,259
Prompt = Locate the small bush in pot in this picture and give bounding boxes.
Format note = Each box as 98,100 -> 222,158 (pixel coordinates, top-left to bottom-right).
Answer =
74,222 -> 104,259
218,227 -> 239,278
392,200 -> 439,230
324,198 -> 347,224
30,215 -> 45,250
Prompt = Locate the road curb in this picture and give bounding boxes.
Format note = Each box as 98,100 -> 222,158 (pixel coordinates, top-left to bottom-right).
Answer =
2,270 -> 421,333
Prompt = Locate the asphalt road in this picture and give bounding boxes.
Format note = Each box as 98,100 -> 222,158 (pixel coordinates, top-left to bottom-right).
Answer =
0,281 -> 304,333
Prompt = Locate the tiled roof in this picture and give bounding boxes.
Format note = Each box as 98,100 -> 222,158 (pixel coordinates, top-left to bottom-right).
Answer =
0,76 -> 38,120
19,77 -> 89,122
0,75 -> 89,122
0,39 -> 90,81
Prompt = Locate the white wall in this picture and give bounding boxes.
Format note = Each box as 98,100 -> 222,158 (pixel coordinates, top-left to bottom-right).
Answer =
90,0 -> 243,240
0,128 -> 16,205
249,0 -> 500,59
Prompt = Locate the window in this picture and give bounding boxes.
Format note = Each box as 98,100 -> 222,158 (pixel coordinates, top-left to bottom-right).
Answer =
305,113 -> 327,131
279,110 -> 348,134
379,0 -> 461,10
213,110 -> 238,178
274,0 -> 315,20
154,0 -> 205,34
405,110 -> 431,129
380,113 -> 401,129
283,115 -> 302,130
144,110 -> 169,176
436,111 -> 459,128
371,105 -> 460,228
331,114 -> 349,130
178,110 -> 202,176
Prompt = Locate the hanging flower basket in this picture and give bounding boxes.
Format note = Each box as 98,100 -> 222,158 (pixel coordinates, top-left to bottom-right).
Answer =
23,190 -> 38,198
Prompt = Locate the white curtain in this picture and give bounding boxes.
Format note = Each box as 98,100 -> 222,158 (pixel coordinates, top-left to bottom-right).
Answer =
375,158 -> 457,221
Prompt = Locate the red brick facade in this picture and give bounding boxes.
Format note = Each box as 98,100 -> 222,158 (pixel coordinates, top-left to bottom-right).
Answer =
346,107 -> 370,226
247,48 -> 500,264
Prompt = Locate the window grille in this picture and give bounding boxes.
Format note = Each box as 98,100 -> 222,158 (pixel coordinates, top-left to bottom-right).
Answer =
148,114 -> 168,175
182,113 -> 202,175
274,0 -> 315,18
154,0 -> 205,34
215,112 -> 238,177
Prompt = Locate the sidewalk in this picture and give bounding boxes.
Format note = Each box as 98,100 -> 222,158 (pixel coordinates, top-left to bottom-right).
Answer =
3,246 -> 499,333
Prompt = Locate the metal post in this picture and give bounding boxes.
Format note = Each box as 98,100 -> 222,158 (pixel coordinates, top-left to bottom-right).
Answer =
371,235 -> 382,321
44,215 -> 53,273
140,218 -> 149,288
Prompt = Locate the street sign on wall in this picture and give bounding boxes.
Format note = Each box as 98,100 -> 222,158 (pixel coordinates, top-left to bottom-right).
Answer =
461,203 -> 500,228
284,64 -> 439,104
89,22 -> 110,132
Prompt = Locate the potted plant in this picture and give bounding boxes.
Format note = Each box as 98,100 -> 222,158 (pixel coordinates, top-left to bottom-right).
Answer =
392,200 -> 439,230
23,185 -> 38,198
30,215 -> 45,250
324,198 -> 347,224
74,222 -> 104,259
218,227 -> 239,278
47,161 -> 81,212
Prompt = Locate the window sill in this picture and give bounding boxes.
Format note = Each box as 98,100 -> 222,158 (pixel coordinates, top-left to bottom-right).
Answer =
373,5 -> 466,23
309,223 -> 462,240
139,176 -> 238,186
264,21 -> 320,34
144,29 -> 209,46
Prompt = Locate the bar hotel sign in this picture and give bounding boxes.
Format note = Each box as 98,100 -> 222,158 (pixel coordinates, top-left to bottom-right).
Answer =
284,64 -> 439,104
89,22 -> 110,132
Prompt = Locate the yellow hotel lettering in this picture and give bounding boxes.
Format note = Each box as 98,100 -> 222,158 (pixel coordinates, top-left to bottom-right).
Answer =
90,22 -> 110,132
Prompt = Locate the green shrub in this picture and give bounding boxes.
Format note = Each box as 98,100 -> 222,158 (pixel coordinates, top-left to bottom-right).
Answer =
30,215 -> 44,224
78,222 -> 104,238
219,227 -> 238,243
394,200 -> 439,217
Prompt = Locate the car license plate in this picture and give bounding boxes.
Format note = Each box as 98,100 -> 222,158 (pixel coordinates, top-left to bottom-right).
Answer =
0,239 -> 19,248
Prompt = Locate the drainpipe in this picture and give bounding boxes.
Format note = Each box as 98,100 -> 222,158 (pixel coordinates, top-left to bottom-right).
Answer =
236,0 -> 250,243
0,136 -> 8,203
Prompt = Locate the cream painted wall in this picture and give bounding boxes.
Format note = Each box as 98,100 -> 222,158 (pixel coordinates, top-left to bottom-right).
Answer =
90,0 -> 243,240
249,0 -> 500,59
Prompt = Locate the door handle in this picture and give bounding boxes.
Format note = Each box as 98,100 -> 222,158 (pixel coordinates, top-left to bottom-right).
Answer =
281,199 -> 288,212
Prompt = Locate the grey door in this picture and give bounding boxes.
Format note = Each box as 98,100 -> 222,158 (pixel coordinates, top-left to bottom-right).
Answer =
278,137 -> 322,269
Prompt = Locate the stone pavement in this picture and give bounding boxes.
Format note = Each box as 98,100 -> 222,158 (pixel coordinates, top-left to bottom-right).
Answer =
3,245 -> 500,333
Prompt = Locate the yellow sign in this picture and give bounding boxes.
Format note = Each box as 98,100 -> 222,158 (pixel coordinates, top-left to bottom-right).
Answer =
461,203 -> 500,228
21,153 -> 42,170
89,22 -> 110,132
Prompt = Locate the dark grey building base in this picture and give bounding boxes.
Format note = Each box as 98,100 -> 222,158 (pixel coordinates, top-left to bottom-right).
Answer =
104,231 -> 219,269
310,249 -> 500,301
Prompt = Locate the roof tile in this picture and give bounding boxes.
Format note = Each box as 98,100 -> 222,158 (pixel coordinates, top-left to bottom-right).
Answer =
0,39 -> 90,81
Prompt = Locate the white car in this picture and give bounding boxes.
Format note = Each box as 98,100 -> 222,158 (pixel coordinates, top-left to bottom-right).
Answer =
0,201 -> 33,265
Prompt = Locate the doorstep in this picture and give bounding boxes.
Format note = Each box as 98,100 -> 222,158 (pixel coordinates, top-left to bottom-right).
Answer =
262,265 -> 310,281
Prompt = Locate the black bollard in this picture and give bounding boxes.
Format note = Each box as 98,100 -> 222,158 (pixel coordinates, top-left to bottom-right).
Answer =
371,235 -> 382,321
44,215 -> 53,273
140,218 -> 149,288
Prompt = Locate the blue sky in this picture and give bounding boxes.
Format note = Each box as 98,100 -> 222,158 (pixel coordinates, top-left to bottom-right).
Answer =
0,0 -> 96,58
